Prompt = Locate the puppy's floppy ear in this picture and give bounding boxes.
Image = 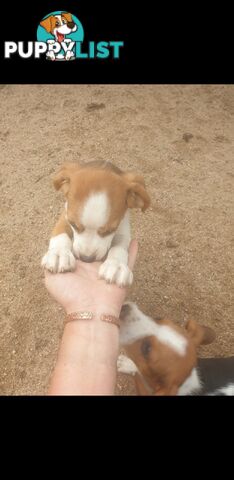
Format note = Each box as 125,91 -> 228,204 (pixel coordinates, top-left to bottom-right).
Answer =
40,16 -> 53,33
123,172 -> 151,212
185,319 -> 216,347
62,12 -> 73,23
53,163 -> 80,195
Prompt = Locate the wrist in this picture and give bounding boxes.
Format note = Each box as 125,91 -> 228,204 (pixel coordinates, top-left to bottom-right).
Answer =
61,308 -> 120,367
65,302 -> 121,319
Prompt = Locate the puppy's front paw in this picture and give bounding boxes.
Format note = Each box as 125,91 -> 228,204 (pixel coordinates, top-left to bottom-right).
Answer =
46,50 -> 56,61
65,50 -> 74,60
98,260 -> 133,287
41,249 -> 76,273
117,355 -> 138,375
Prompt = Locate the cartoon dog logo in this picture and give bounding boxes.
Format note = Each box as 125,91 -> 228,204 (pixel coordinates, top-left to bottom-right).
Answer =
40,12 -> 78,61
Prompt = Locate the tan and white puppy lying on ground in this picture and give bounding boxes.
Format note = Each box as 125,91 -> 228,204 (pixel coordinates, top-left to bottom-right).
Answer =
42,161 -> 150,287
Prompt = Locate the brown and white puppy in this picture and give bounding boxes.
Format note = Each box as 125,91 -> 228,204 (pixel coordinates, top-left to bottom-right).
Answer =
42,161 -> 150,287
118,302 -> 216,395
40,13 -> 77,43
40,12 -> 77,61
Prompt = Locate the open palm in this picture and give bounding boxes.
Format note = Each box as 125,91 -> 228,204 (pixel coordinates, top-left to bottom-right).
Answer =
44,240 -> 138,316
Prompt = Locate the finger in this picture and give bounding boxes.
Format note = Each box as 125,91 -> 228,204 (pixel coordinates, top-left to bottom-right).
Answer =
127,239 -> 138,270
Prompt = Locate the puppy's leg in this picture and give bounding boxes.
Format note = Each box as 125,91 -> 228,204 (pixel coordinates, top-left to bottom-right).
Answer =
98,211 -> 132,287
117,354 -> 138,375
46,41 -> 56,61
64,39 -> 75,60
65,50 -> 75,60
46,51 -> 56,61
41,213 -> 76,273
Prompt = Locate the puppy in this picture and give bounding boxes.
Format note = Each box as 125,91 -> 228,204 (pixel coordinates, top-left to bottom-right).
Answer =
117,302 -> 232,396
40,12 -> 77,42
40,12 -> 77,61
42,161 -> 150,287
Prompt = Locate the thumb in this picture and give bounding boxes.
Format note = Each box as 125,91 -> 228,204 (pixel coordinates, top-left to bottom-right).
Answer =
127,239 -> 138,270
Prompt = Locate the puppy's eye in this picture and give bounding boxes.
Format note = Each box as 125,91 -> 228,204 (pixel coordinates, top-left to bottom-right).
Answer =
55,21 -> 60,27
98,229 -> 115,237
141,338 -> 151,358
98,225 -> 117,237
69,221 -> 84,234
70,221 -> 77,229
62,19 -> 67,24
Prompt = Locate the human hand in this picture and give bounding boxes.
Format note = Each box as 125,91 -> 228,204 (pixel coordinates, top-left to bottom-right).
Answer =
44,240 -> 138,318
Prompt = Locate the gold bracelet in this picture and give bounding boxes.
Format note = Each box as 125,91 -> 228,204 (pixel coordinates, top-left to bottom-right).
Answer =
65,311 -> 120,328
66,311 -> 93,322
100,314 -> 120,328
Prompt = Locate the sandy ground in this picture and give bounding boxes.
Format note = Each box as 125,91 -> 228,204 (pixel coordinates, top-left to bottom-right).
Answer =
0,84 -> 233,395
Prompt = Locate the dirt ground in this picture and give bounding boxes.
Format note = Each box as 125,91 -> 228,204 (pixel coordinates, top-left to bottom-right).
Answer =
0,84 -> 233,395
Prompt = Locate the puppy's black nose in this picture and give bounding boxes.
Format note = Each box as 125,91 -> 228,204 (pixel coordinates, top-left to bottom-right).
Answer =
120,303 -> 132,320
67,21 -> 75,29
80,254 -> 96,263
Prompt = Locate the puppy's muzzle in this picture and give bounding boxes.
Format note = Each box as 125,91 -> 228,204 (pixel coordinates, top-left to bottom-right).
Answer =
79,254 -> 96,263
120,303 -> 132,320
67,21 -> 75,29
